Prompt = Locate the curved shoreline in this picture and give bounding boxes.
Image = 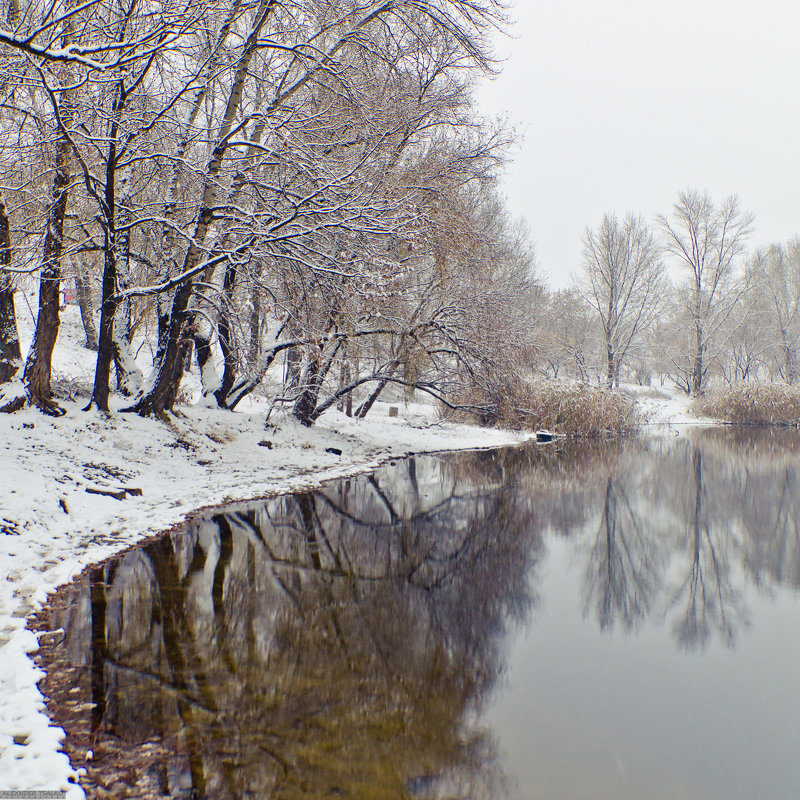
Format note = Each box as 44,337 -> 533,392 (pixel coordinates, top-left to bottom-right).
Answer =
0,403 -> 526,797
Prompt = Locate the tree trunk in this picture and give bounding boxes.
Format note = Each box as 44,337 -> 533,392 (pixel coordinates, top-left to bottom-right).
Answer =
355,380 -> 386,419
74,267 -> 98,351
784,339 -> 796,385
285,345 -> 302,390
113,295 -> 143,396
213,261 -> 238,407
0,197 -> 21,389
248,284 -> 261,370
336,349 -> 352,416
129,278 -> 194,415
88,121 -> 145,410
691,322 -> 704,395
0,276 -> 20,386
292,336 -> 345,426
224,338 -> 296,410
89,232 -> 118,411
183,338 -> 194,372
112,175 -> 143,397
292,354 -> 321,426
87,128 -> 121,413
23,136 -> 71,415
194,327 -> 219,394
355,365 -> 398,419
21,7 -> 79,415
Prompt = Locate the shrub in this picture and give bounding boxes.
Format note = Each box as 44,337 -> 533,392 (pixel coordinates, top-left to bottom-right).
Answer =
694,382 -> 800,427
456,377 -> 639,438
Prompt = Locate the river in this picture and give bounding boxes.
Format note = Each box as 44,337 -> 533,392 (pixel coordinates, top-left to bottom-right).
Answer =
32,427 -> 800,799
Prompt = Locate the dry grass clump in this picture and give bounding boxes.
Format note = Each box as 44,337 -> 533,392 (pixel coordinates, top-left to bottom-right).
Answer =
694,382 -> 800,427
458,377 -> 639,438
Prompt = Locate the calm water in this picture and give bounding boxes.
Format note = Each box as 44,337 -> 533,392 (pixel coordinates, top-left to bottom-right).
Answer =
36,428 -> 800,799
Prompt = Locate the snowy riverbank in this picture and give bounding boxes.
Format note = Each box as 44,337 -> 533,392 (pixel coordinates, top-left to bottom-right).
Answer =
0,397 -> 528,796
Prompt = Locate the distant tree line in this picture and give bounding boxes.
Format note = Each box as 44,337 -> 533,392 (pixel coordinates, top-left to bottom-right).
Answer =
540,188 -> 800,396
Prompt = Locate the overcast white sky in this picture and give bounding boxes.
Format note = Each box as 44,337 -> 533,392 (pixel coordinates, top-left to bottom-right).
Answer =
475,0 -> 800,288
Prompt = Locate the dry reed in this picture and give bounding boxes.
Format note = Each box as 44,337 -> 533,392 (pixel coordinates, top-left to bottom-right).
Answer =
694,382 -> 800,427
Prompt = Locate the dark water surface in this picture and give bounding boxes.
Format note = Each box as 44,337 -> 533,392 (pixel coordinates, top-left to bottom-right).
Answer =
34,428 -> 800,799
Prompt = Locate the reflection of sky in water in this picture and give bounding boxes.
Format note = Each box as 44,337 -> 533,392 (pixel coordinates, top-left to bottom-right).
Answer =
489,430 -> 800,800
39,428 -> 800,799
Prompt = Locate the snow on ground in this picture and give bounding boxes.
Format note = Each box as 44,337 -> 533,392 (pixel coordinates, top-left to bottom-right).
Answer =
0,301 -> 528,796
1,401 -> 525,796
623,382 -> 715,431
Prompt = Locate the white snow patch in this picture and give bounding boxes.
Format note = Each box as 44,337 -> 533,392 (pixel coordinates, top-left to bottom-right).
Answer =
622,382 -> 718,433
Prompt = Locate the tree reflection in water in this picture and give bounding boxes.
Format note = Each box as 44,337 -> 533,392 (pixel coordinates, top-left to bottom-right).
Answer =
581,473 -> 663,632
577,428 -> 800,650
36,451 -> 543,799
33,430 -> 800,798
